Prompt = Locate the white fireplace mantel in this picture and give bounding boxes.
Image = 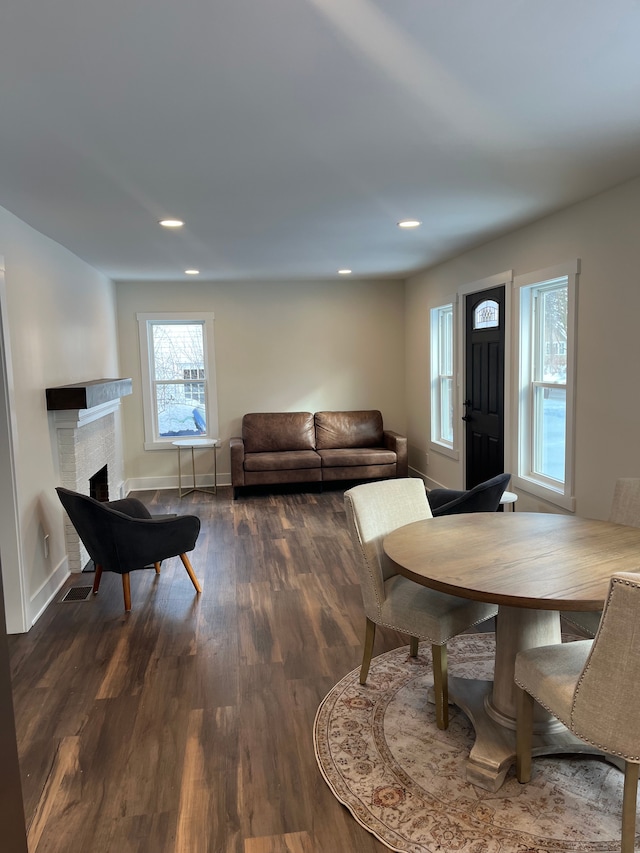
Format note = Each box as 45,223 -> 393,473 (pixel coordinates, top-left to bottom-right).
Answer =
52,398 -> 121,429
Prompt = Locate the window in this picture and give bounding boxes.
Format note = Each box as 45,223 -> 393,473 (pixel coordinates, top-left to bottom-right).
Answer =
137,313 -> 218,450
430,303 -> 456,454
183,367 -> 206,403
473,299 -> 500,329
513,262 -> 578,511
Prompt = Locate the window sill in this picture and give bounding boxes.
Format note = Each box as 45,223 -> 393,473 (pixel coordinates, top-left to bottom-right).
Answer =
512,475 -> 576,512
144,439 -> 213,451
429,441 -> 459,461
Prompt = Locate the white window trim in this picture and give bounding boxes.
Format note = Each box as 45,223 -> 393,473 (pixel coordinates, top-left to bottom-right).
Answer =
137,312 -> 219,451
429,297 -> 458,460
512,260 -> 579,511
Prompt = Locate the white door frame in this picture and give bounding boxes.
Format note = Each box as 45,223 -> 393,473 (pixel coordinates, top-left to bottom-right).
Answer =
456,270 -> 513,491
0,259 -> 28,633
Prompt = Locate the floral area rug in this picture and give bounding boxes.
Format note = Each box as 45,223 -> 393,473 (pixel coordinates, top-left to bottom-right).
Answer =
314,633 -> 633,852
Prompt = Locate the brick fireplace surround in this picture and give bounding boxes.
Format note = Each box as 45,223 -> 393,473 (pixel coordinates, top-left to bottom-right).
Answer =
47,379 -> 132,572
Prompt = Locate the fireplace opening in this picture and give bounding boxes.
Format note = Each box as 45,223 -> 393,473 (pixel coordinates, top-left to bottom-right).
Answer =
83,465 -> 109,573
89,465 -> 109,503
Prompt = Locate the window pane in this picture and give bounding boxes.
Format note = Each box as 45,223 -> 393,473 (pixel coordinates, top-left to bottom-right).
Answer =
534,286 -> 567,383
156,383 -> 207,437
440,377 -> 453,442
439,308 -> 453,374
151,323 -> 207,438
473,299 -> 499,329
151,324 -> 204,380
533,386 -> 566,482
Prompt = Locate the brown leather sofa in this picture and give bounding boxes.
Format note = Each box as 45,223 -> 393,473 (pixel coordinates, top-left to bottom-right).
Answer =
230,410 -> 408,498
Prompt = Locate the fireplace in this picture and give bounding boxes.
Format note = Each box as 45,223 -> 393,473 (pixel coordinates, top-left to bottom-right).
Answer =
47,378 -> 132,572
89,465 -> 109,503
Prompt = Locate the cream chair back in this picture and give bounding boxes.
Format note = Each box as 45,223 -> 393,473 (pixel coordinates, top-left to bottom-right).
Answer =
572,571 -> 640,760
344,479 -> 432,622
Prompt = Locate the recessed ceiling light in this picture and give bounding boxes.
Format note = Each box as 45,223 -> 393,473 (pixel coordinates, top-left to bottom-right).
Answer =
397,219 -> 421,228
184,269 -> 200,275
159,219 -> 184,228
338,269 -> 352,275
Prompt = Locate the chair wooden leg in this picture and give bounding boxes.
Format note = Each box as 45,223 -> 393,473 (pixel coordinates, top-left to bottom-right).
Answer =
92,564 -> 103,595
154,562 -> 161,574
359,618 -> 376,685
516,686 -> 535,783
409,636 -> 419,657
122,573 -> 132,612
432,643 -> 449,730
179,553 -> 202,593
621,761 -> 639,853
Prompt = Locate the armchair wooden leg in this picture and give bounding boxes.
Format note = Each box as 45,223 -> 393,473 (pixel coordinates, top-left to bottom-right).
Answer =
154,562 -> 161,574
92,564 -> 103,595
359,618 -> 376,685
179,553 -> 202,593
622,761 -> 639,853
432,643 -> 449,730
122,573 -> 132,612
516,686 -> 534,783
409,636 -> 419,657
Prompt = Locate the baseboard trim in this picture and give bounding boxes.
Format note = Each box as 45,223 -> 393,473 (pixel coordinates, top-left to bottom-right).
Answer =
29,556 -> 69,627
408,466 -> 444,492
123,474 -> 231,494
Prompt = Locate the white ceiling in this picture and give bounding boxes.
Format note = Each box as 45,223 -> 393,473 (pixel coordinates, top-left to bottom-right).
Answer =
1,0 -> 640,282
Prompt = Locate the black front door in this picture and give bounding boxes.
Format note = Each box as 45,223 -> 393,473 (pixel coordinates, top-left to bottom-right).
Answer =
464,286 -> 505,489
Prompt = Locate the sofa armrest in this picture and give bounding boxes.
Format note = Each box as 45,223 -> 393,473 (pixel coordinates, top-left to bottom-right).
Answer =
383,430 -> 408,477
230,437 -> 246,489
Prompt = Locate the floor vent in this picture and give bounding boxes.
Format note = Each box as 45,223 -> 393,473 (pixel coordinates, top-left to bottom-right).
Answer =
60,586 -> 93,602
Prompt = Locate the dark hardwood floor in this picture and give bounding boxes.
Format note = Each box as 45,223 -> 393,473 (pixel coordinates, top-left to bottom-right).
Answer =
9,485 -> 424,853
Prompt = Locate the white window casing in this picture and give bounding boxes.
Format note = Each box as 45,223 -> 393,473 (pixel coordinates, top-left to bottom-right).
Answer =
430,300 -> 458,459
512,261 -> 579,511
137,312 -> 219,451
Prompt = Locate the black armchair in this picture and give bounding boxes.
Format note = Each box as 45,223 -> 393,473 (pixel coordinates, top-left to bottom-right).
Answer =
56,487 -> 201,612
427,473 -> 512,517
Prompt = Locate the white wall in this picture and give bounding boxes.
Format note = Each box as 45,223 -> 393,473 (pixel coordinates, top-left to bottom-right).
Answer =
406,176 -> 640,521
115,278 -> 406,489
0,204 -> 118,632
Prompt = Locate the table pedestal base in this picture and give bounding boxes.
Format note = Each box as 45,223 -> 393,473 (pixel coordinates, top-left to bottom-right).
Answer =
447,675 -> 616,792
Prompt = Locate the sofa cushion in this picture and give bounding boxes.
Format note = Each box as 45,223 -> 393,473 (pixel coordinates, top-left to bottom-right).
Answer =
317,447 -> 397,467
322,463 -> 397,482
244,450 -> 321,472
315,410 -> 383,450
242,412 -> 316,453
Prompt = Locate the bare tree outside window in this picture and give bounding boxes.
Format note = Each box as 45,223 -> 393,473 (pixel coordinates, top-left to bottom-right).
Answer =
537,286 -> 568,382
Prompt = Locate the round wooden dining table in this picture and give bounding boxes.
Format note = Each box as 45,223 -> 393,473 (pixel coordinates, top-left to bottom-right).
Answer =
383,511 -> 640,791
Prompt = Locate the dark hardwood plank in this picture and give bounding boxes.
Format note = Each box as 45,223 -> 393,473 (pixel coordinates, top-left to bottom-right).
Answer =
10,485 -> 413,852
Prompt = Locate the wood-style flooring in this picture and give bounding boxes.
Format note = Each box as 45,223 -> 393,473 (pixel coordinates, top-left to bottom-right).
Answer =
9,485 -> 428,853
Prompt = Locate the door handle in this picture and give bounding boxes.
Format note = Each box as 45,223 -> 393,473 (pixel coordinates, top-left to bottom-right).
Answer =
461,415 -> 472,422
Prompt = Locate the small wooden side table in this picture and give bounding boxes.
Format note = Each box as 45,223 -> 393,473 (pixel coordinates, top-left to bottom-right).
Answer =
172,438 -> 218,497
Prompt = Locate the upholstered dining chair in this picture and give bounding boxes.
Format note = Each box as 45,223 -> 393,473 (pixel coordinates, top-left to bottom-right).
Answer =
515,571 -> 640,853
56,487 -> 201,612
344,478 -> 498,729
564,478 -> 640,638
426,472 -> 512,517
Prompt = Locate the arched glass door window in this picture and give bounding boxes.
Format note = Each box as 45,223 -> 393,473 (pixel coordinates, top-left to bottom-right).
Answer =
473,299 -> 499,329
